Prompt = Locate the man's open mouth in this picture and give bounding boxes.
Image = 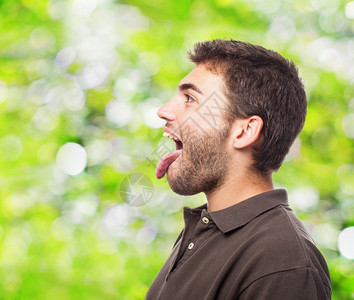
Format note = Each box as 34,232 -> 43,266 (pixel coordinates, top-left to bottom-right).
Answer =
155,130 -> 183,179
163,131 -> 183,150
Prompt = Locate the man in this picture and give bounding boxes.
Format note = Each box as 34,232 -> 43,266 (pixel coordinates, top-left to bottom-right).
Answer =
146,39 -> 331,299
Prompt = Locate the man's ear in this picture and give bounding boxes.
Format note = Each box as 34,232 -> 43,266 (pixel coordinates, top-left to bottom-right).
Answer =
231,116 -> 263,149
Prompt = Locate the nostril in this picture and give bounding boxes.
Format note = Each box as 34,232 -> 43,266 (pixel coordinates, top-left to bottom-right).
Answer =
157,106 -> 165,119
157,103 -> 175,121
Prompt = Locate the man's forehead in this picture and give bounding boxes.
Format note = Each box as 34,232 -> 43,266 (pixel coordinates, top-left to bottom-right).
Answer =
178,65 -> 224,96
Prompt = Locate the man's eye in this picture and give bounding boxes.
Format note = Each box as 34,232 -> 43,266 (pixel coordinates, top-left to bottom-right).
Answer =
185,95 -> 195,103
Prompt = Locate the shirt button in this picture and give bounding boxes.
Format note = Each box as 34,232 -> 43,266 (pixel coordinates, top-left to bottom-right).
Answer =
188,242 -> 194,250
202,217 -> 209,224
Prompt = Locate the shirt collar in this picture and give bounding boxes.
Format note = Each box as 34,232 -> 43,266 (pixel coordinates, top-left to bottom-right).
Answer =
185,189 -> 289,234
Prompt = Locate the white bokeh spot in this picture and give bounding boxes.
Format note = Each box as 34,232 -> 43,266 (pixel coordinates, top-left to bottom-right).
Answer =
338,227 -> 354,259
345,1 -> 354,19
56,143 -> 87,175
290,186 -> 319,211
105,100 -> 132,127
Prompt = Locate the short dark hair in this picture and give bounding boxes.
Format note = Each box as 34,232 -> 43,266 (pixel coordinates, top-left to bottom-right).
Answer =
188,39 -> 307,174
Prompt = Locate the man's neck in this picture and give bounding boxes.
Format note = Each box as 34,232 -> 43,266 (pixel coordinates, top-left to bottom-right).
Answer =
205,171 -> 274,212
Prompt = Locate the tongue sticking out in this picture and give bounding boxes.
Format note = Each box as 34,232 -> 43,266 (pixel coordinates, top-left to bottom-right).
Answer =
155,149 -> 182,179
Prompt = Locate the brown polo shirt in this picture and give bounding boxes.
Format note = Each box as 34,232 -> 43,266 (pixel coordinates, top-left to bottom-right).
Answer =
145,189 -> 331,299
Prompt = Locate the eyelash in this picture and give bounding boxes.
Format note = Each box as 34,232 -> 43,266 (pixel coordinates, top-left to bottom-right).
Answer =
184,94 -> 196,103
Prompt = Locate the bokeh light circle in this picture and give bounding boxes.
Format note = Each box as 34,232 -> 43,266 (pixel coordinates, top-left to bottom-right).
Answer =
56,142 -> 87,175
345,1 -> 354,19
338,226 -> 354,259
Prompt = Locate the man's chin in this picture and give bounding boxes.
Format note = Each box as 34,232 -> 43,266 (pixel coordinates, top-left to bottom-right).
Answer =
169,184 -> 200,196
166,168 -> 201,196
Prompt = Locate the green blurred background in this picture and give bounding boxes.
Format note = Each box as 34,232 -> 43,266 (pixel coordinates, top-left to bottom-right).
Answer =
0,0 -> 353,299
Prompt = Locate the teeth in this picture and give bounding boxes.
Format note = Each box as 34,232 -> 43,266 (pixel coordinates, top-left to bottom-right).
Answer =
163,132 -> 180,142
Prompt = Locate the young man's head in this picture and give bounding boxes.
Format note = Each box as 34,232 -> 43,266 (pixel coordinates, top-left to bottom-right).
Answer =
156,39 -> 307,195
188,39 -> 307,174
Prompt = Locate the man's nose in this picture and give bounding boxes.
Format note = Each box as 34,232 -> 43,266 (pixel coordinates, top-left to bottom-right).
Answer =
157,100 -> 175,121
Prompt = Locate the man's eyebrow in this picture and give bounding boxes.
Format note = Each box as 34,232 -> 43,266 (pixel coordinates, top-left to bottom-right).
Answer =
178,83 -> 203,95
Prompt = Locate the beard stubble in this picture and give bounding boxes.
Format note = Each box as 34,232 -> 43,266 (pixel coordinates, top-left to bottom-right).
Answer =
167,123 -> 231,196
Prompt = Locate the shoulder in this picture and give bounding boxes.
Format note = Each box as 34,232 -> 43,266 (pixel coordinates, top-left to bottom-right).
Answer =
236,266 -> 332,300
236,205 -> 330,282
213,203 -> 332,299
